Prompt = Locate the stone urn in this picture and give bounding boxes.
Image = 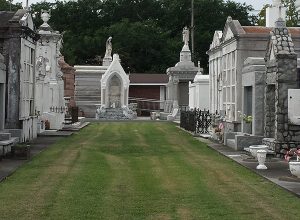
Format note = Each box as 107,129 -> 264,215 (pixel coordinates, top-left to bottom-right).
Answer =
249,145 -> 269,158
256,150 -> 267,170
289,161 -> 300,178
243,122 -> 252,134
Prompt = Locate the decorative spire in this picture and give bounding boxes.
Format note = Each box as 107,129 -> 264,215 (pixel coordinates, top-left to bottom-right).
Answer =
198,61 -> 202,74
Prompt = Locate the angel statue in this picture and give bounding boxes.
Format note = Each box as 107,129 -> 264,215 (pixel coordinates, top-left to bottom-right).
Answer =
105,36 -> 112,57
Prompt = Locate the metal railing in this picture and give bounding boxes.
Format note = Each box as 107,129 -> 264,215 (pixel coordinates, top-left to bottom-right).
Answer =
180,109 -> 213,134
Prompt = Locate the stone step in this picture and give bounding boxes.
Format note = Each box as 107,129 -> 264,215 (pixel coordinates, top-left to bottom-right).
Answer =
75,91 -> 101,96
227,139 -> 236,149
75,96 -> 101,101
0,133 -> 11,141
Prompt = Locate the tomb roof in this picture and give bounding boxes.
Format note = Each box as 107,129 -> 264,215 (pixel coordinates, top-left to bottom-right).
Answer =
129,74 -> 168,84
0,11 -> 15,27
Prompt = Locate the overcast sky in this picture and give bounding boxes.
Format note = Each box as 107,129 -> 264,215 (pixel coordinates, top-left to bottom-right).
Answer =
14,0 -> 272,11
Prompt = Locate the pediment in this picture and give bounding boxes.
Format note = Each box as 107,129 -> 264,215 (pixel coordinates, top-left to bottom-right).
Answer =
210,31 -> 223,49
223,26 -> 234,41
101,54 -> 130,89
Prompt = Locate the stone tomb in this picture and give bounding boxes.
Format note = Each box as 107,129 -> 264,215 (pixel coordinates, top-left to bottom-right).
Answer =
263,19 -> 300,154
35,10 -> 65,131
166,27 -> 198,112
96,54 -> 136,120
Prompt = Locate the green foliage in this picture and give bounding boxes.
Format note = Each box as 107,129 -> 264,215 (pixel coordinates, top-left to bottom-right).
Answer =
29,0 -> 255,73
257,0 -> 298,27
0,0 -> 21,11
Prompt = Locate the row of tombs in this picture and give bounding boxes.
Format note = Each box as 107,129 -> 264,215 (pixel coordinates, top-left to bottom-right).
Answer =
0,7 -> 202,152
0,9 -> 66,150
206,3 -> 300,157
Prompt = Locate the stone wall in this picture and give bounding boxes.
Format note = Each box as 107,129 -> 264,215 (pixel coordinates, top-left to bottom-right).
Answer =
60,57 -> 76,107
264,19 -> 300,154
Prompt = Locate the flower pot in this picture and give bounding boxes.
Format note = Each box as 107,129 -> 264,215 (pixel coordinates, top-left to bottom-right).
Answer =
289,161 -> 300,178
249,145 -> 269,158
243,122 -> 252,134
256,150 -> 267,170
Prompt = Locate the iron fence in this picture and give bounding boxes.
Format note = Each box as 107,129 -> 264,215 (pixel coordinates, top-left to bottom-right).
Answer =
180,109 -> 213,134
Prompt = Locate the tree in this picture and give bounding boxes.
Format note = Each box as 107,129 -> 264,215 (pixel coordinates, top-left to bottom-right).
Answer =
256,4 -> 270,26
257,0 -> 298,27
282,0 -> 298,26
29,0 -> 255,73
0,0 -> 22,11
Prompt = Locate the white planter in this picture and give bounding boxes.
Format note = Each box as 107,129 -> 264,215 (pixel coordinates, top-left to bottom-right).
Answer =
289,161 -> 300,178
256,150 -> 267,170
249,145 -> 269,158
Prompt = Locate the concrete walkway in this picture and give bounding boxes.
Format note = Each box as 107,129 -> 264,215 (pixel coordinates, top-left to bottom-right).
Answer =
196,136 -> 300,197
0,122 -> 89,182
0,136 -> 64,182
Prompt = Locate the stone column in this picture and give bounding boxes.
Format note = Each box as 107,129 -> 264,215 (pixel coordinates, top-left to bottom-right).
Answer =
0,53 -> 5,130
173,79 -> 179,108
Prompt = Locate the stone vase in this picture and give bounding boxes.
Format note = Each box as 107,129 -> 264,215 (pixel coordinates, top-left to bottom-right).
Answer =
256,150 -> 267,170
289,161 -> 300,178
243,122 -> 252,134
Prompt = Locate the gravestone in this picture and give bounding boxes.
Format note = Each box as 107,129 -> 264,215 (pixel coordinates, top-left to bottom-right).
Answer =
241,57 -> 266,136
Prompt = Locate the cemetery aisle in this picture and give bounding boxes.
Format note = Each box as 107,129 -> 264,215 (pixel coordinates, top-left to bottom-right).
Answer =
0,122 -> 299,219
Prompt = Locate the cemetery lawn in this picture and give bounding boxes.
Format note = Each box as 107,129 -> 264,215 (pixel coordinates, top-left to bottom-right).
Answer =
1,123 -> 300,220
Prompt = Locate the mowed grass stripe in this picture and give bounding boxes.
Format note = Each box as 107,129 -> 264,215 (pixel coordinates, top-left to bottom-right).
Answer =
0,122 -> 300,220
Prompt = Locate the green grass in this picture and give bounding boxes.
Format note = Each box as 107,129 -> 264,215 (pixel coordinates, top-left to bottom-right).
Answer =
0,122 -> 300,220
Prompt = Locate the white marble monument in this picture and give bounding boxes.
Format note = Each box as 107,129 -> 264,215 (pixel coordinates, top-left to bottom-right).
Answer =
96,54 -> 136,120
0,53 -> 5,131
35,10 -> 65,130
189,62 -> 210,110
165,26 -> 198,113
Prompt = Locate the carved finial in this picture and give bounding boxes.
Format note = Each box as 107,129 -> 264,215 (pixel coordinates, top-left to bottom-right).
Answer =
198,61 -> 202,75
41,10 -> 51,26
275,17 -> 286,28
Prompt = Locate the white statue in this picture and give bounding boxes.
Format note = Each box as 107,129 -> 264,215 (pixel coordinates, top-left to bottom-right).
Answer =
105,36 -> 112,57
182,26 -> 189,46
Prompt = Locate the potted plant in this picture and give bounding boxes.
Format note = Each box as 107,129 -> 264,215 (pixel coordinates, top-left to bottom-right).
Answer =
285,148 -> 300,178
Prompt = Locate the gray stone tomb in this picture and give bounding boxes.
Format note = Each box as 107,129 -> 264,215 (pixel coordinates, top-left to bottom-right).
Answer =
263,19 -> 300,154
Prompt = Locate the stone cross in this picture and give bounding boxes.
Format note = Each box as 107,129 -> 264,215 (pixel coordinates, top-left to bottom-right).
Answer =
273,0 -> 281,6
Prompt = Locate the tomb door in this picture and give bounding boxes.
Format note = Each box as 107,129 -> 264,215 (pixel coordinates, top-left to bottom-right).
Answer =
244,86 -> 253,116
108,75 -> 122,108
243,86 -> 253,134
0,84 -> 4,130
